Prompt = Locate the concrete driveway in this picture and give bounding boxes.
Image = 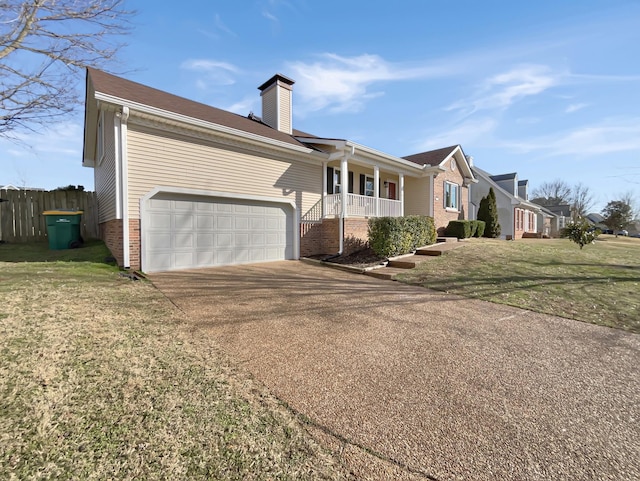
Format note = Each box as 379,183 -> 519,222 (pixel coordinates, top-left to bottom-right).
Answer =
151,261 -> 640,481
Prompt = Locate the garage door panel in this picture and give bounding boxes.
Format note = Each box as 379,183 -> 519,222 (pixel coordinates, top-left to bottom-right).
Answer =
144,195 -> 293,272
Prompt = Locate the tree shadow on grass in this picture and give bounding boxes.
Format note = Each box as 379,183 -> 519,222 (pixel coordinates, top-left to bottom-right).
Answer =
0,240 -> 113,264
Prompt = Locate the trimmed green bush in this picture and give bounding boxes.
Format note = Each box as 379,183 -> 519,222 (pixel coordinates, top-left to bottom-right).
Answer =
445,220 -> 471,239
474,220 -> 486,237
368,216 -> 436,258
469,220 -> 478,238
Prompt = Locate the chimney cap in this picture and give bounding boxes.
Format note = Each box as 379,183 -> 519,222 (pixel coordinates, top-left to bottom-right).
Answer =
258,73 -> 295,91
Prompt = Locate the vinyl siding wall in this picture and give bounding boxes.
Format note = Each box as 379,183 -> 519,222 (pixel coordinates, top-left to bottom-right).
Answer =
94,111 -> 118,223
261,87 -> 278,131
126,124 -> 322,220
404,176 -> 430,216
280,88 -> 292,134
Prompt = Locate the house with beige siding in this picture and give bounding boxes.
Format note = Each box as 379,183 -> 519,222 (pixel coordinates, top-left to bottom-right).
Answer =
83,68 -> 476,272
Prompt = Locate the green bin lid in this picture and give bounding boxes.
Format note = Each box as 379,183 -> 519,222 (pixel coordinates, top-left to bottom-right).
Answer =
42,210 -> 83,215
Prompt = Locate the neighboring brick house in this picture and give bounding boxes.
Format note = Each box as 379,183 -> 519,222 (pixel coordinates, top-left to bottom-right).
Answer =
403,145 -> 477,235
83,68 -> 476,272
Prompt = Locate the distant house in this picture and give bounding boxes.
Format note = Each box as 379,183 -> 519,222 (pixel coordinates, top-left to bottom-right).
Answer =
545,204 -> 572,236
0,184 -> 45,191
470,167 -> 543,239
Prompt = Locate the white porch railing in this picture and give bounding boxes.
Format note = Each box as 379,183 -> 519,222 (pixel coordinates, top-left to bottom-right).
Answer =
324,193 -> 402,218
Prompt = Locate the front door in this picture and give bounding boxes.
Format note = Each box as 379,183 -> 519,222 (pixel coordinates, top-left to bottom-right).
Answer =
388,182 -> 397,200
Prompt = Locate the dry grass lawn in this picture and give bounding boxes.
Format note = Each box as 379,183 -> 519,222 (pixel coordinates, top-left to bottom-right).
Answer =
0,242 -> 350,480
397,235 -> 640,333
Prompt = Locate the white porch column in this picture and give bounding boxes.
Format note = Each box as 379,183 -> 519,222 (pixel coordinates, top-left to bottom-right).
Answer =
322,161 -> 327,219
340,155 -> 348,218
374,165 -> 380,217
399,173 -> 405,216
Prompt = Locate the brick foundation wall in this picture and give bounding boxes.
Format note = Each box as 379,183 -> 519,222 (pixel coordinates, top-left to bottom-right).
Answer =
99,218 -> 141,270
100,219 -> 123,266
129,218 -> 141,270
343,218 -> 369,255
300,217 -> 370,257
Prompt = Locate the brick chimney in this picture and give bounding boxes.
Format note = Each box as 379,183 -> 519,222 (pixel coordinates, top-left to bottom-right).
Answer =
258,73 -> 294,134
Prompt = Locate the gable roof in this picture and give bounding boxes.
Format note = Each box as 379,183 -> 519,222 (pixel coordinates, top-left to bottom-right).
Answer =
86,68 -> 307,149
402,145 -> 459,166
472,166 -> 541,211
490,172 -> 517,182
402,145 -> 477,183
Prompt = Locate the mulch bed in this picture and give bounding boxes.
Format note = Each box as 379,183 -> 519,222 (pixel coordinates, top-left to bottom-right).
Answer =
308,248 -> 387,268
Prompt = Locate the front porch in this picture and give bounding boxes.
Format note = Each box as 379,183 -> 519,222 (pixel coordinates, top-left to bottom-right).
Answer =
324,193 -> 403,218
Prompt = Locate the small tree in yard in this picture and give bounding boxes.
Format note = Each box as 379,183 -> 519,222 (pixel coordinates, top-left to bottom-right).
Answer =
562,220 -> 599,249
477,187 -> 501,238
602,200 -> 633,236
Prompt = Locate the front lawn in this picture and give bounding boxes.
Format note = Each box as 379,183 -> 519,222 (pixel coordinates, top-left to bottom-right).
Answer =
0,242 -> 349,480
397,236 -> 640,333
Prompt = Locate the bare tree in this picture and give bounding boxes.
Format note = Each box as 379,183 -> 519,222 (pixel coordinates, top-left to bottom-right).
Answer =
571,182 -> 595,219
619,190 -> 640,220
531,179 -> 572,206
0,0 -> 133,135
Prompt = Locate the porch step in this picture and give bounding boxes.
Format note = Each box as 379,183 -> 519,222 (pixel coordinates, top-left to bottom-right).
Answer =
415,242 -> 463,257
387,255 -> 432,269
364,267 -> 407,280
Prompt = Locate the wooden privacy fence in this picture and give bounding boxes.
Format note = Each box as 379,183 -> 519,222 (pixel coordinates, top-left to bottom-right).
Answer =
0,189 -> 99,243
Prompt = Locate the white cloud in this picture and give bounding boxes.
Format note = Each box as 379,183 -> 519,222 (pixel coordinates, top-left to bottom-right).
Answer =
503,118 -> 640,157
287,53 -> 451,114
180,59 -> 239,88
224,96 -> 258,115
565,103 -> 589,113
414,117 -> 498,152
214,14 -> 236,36
447,64 -> 561,115
262,10 -> 278,22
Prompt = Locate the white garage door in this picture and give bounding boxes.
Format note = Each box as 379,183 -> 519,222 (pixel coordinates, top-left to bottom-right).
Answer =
143,194 -> 294,272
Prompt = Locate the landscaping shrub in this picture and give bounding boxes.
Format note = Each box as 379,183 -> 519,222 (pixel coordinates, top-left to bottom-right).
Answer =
368,216 -> 436,257
474,220 -> 486,237
478,187 -> 501,238
469,220 -> 478,238
445,220 -> 471,239
562,220 -> 600,249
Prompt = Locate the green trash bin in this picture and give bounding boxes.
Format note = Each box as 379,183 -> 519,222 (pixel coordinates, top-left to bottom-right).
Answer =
43,210 -> 84,250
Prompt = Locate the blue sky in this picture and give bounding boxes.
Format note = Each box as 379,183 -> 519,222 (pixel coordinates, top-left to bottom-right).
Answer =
2,0 -> 639,212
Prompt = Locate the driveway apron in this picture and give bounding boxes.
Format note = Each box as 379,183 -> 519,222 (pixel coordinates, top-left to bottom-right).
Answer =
151,261 -> 640,481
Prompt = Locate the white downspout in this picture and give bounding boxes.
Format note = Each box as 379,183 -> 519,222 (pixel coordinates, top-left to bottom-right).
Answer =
338,145 -> 355,255
374,165 -> 380,217
118,106 -> 131,268
322,161 -> 327,219
399,173 -> 405,216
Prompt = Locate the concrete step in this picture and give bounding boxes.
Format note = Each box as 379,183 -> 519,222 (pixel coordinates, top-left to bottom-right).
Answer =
415,242 -> 463,256
387,254 -> 432,269
364,267 -> 407,280
436,236 -> 459,243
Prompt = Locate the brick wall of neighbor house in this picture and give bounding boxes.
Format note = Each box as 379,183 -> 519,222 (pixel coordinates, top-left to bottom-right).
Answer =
100,219 -> 123,266
433,161 -> 469,235
129,219 -> 141,270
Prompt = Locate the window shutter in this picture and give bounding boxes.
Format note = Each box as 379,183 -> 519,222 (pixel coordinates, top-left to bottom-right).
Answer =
348,171 -> 354,194
359,174 -> 365,195
326,167 -> 334,194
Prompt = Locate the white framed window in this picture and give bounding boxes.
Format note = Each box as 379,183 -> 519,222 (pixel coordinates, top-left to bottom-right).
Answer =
334,169 -> 341,194
96,111 -> 105,164
444,181 -> 459,210
364,175 -> 374,196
